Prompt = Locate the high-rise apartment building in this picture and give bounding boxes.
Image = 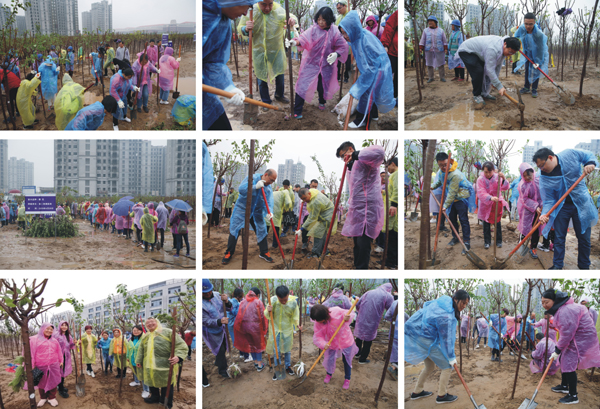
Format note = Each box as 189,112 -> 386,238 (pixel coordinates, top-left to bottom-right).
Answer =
151,146 -> 166,196
575,140 -> 600,156
25,0 -> 78,35
89,0 -> 112,33
165,140 -> 196,196
7,157 -> 34,191
0,140 -> 7,193
81,10 -> 92,32
277,159 -> 306,187
522,141 -> 553,168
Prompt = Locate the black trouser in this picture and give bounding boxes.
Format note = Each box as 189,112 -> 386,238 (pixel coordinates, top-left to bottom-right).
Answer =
113,115 -> 119,126
355,337 -> 372,362
448,200 -> 471,243
149,386 -> 174,407
203,365 -> 209,385
215,338 -> 228,377
352,229 -> 372,269
86,363 -> 93,372
58,377 -> 66,391
188,345 -> 192,357
211,207 -> 220,226
459,51 -> 485,96
519,216 -> 545,249
461,336 -> 466,343
175,233 -> 190,255
157,228 -> 165,248
7,87 -> 18,117
454,67 -> 465,79
294,74 -> 325,116
104,357 -> 112,372
225,208 -> 232,218
301,214 -> 309,244
385,229 -> 398,267
561,371 -> 577,395
226,216 -> 268,256
272,225 -> 280,248
492,348 -> 501,358
352,104 -> 378,128
483,221 -> 502,245
512,61 -> 518,72
68,70 -> 73,77
338,58 -> 351,81
209,111 -> 232,130
389,54 -> 398,99
136,228 -> 142,243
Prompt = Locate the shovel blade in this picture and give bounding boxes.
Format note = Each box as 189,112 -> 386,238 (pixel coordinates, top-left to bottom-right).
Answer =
491,258 -> 508,269
555,87 -> 576,105
243,101 -> 259,125
466,250 -> 487,269
518,398 -> 537,409
275,365 -> 286,380
425,258 -> 441,268
292,374 -> 307,389
172,91 -> 180,100
409,212 -> 419,222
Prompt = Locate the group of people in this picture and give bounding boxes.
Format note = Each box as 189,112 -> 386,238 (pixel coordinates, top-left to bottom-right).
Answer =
416,146 -> 598,270
405,288 -> 600,405
25,318 -> 190,408
203,280 -> 397,389
203,0 -> 397,130
202,141 -> 398,269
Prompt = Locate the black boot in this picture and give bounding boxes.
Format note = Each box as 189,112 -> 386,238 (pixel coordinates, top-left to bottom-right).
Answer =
144,387 -> 161,404
58,386 -> 69,398
115,367 -> 121,378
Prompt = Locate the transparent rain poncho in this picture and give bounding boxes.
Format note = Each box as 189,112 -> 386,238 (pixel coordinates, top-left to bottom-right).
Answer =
24,323 -> 63,392
354,283 -> 394,341
109,70 -> 132,120
264,295 -> 299,354
388,170 -> 398,232
313,306 -> 358,374
405,295 -> 457,370
433,160 -> 476,214
460,315 -> 470,337
323,288 -> 352,309
553,297 -> 600,372
539,149 -> 599,238
64,101 -> 105,130
104,47 -> 115,71
135,320 -> 188,388
514,23 -> 549,84
530,337 -> 558,375
476,172 -> 509,223
158,47 -> 179,91
339,11 -> 396,114
270,190 -> 288,229
487,314 -> 506,350
295,21 -> 348,102
384,300 -> 398,363
109,329 -> 128,369
156,201 -> 169,230
278,187 -> 294,211
202,291 -> 228,356
39,57 -> 58,100
534,317 -> 557,341
127,336 -> 143,378
476,317 -> 489,337
172,95 -> 196,126
229,173 -> 274,243
233,291 -> 268,353
52,321 -> 76,378
141,208 -> 158,243
80,332 -> 98,364
302,189 -> 337,239
16,76 -> 41,127
517,163 -> 542,237
202,142 -> 215,215
90,52 -> 103,79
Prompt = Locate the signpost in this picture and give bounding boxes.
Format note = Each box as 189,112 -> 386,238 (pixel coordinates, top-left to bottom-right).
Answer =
25,194 -> 57,239
22,186 -> 36,196
162,34 -> 169,47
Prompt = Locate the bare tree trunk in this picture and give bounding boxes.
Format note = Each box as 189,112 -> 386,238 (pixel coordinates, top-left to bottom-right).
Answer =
411,16 -> 423,102
242,141 -> 255,270
419,140 -> 435,269
579,0 -> 599,96
511,283 -> 533,399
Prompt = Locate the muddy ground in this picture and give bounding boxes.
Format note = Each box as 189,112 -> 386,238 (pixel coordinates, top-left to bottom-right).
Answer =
0,218 -> 196,270
404,339 -> 600,409
0,351 -> 196,409
403,206 -> 600,270
1,50 -> 196,131
202,216 -> 395,270
203,318 -> 398,409
404,63 -> 600,130
221,45 -> 398,131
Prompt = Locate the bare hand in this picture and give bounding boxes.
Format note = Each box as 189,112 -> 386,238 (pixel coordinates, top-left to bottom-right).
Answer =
267,305 -> 272,312
344,152 -> 352,164
491,197 -> 499,203
498,87 -> 507,97
288,17 -> 296,27
343,315 -> 350,322
169,356 -> 179,365
221,317 -> 229,325
497,172 -> 505,180
536,207 -> 542,215
246,20 -> 254,31
584,164 -> 596,175
389,207 -> 397,217
298,325 -> 303,331
221,293 -> 228,301
539,215 -> 549,224
324,343 -> 330,350
384,47 -> 389,53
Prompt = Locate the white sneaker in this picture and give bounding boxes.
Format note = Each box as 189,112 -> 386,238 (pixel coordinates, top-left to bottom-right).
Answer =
521,354 -> 527,360
113,124 -> 119,131
244,357 -> 253,363
141,245 -> 145,249
90,371 -> 95,378
374,246 -> 384,253
142,391 -> 151,398
130,381 -> 140,386
510,352 -> 514,356
484,345 -> 487,348
475,344 -> 479,349
37,399 -> 47,407
48,399 -> 58,407
430,218 -> 437,223
123,117 -> 131,123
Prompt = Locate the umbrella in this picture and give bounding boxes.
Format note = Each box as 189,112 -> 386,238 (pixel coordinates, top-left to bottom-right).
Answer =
118,196 -> 134,202
112,200 -> 135,217
165,199 -> 192,212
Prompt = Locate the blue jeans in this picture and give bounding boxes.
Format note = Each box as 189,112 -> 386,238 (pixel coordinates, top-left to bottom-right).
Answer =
552,200 -> 591,269
133,372 -> 150,392
160,88 -> 169,101
257,74 -> 284,104
524,62 -> 540,91
175,233 -> 190,255
272,333 -> 291,368
137,84 -> 149,108
327,354 -> 352,380
251,352 -> 262,361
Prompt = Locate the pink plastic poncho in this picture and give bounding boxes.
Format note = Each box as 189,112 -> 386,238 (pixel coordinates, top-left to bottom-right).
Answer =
147,44 -> 159,65
530,337 -> 559,375
507,315 -> 522,340
132,203 -> 144,229
104,205 -> 112,224
534,317 -> 557,341
364,16 -> 382,39
517,163 -> 543,237
148,203 -> 158,231
554,298 -> 600,372
52,321 -> 75,378
313,306 -> 359,375
115,214 -> 124,230
233,291 -> 268,354
476,172 -> 509,223
132,52 -> 158,99
295,23 -> 348,102
460,315 -> 470,337
158,47 -> 179,91
341,145 -> 385,240
24,323 -> 63,392
354,283 -> 394,341
477,317 -> 489,337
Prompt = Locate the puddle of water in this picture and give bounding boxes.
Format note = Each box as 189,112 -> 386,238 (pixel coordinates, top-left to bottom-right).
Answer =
83,93 -> 103,106
406,103 -> 500,131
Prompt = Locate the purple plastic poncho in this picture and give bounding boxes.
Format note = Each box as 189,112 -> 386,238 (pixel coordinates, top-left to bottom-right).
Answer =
419,27 -> 447,68
534,317 -> 557,341
24,323 -> 62,392
517,163 -> 543,237
109,70 -> 132,120
52,321 -> 75,378
158,47 -> 179,91
295,22 -> 348,103
460,315 -> 469,337
156,201 -> 169,230
132,52 -> 158,99
147,44 -> 159,65
313,307 -> 359,375
56,206 -> 65,216
104,206 -> 112,224
202,291 -> 230,356
476,172 -> 509,223
132,203 -> 144,230
477,317 -> 489,337
554,297 -> 600,372
341,145 -> 385,240
115,214 -> 124,230
530,337 -> 558,375
354,283 -> 394,341
323,288 -> 352,310
384,300 -> 398,363
364,16 -> 382,39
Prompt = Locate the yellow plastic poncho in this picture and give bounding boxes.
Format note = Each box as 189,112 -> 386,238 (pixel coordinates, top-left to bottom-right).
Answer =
510,27 -> 521,63
54,74 -> 84,130
264,295 -> 299,354
238,3 -> 296,83
109,330 -> 128,369
135,321 -> 188,388
141,208 -> 158,243
126,336 -> 143,378
389,170 -> 398,232
104,47 -> 115,70
269,190 -> 288,229
81,333 -> 98,364
302,189 -> 337,239
17,205 -> 26,221
279,187 -> 294,211
16,76 -> 41,126
226,190 -> 239,209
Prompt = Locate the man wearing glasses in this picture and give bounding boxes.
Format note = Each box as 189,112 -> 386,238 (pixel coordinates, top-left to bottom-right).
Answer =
513,12 -> 549,98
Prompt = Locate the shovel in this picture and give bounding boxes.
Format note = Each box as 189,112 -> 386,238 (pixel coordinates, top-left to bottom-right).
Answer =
492,172 -> 587,269
244,8 -> 259,124
77,327 -> 86,395
290,201 -> 304,269
519,50 -> 575,105
265,279 -> 286,380
432,152 -> 452,266
72,348 -> 85,397
203,84 -> 285,114
409,194 -> 420,222
503,88 -> 525,128
431,193 -> 487,269
519,357 -> 556,409
478,312 -> 520,356
261,187 -> 289,269
454,363 -> 487,409
172,45 -> 182,100
293,296 -> 360,388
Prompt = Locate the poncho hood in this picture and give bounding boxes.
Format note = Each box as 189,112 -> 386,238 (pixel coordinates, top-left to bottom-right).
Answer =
339,11 -> 363,43
519,162 -> 533,177
165,47 -> 174,57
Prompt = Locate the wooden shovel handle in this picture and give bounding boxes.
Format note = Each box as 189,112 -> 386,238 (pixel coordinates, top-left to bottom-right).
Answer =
453,363 -> 473,396
536,357 -> 555,390
504,93 -> 520,106
433,152 -> 452,253
202,84 -> 279,111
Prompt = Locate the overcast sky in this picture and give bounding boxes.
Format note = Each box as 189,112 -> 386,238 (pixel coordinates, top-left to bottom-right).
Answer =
15,0 -> 196,30
7,139 -> 167,188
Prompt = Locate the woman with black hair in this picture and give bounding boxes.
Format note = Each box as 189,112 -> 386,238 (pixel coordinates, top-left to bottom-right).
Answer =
405,289 -> 470,404
53,321 -> 76,398
109,66 -> 136,130
541,288 -> 600,405
284,6 -> 348,119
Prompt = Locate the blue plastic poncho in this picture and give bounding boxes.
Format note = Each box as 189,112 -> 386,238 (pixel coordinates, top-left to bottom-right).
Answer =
447,26 -> 465,70
39,57 -> 58,99
229,173 -> 274,243
405,295 -> 457,370
526,317 -> 535,341
64,101 -> 105,130
339,11 -> 396,120
109,71 -> 132,120
172,95 -> 196,126
539,149 -> 599,238
514,23 -> 549,84
202,142 -> 215,215
90,52 -> 103,79
487,314 -> 507,350
66,51 -> 75,71
510,175 -> 521,206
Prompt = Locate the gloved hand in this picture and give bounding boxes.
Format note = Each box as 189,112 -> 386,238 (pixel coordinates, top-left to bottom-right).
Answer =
176,57 -> 181,62
156,69 -> 161,74
550,351 -> 560,361
266,213 -> 273,222
89,53 -> 92,58
295,229 -> 302,237
448,358 -> 457,367
285,38 -> 297,48
226,87 -> 245,106
31,70 -> 37,75
255,180 -> 265,190
327,52 -> 338,65
533,63 -> 539,70
117,100 -> 125,109
35,72 -> 41,79
133,86 -> 141,92
56,66 -> 61,72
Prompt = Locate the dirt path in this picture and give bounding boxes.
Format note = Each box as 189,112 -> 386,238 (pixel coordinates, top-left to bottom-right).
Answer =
4,50 -> 196,131
0,351 -> 197,409
404,210 -> 600,270
0,218 -> 196,270
202,217 -> 393,270
404,64 -> 600,130
203,319 -> 398,409
222,46 -> 398,131
404,340 -> 600,408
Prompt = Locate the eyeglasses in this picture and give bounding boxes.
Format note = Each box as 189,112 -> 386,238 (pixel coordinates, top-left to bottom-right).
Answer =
537,159 -> 547,171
